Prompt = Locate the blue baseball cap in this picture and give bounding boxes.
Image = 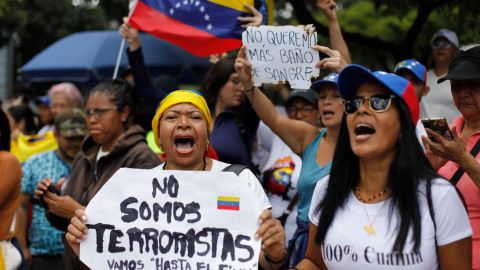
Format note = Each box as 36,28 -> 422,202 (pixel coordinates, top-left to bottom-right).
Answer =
35,95 -> 50,106
394,59 -> 427,83
311,73 -> 339,92
338,64 -> 419,123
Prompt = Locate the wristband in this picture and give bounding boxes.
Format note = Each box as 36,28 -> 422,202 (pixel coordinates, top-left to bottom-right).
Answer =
282,209 -> 291,215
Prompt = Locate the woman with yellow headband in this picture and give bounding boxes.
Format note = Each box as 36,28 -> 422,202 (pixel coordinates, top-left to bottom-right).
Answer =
66,90 -> 288,269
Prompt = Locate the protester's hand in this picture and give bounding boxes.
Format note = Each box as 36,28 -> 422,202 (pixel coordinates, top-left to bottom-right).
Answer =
237,3 -> 263,28
120,17 -> 141,51
317,0 -> 337,22
256,209 -> 286,263
313,45 -> 348,73
235,47 -> 254,91
209,52 -> 228,64
21,247 -> 32,268
424,126 -> 468,165
43,192 -> 84,219
421,135 -> 448,170
34,178 -> 54,198
66,209 -> 88,257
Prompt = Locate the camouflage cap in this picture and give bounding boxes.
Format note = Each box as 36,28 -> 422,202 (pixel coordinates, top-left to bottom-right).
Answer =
54,108 -> 87,137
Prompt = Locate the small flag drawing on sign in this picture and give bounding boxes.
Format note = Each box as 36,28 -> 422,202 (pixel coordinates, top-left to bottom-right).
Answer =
217,196 -> 240,211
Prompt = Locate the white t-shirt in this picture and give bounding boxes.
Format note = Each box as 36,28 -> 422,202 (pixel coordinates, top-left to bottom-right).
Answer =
308,177 -> 472,270
159,159 -> 272,211
422,70 -> 460,123
258,125 -> 302,242
415,120 -> 427,151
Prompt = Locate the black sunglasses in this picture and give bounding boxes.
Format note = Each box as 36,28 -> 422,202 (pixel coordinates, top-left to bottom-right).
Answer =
343,95 -> 396,114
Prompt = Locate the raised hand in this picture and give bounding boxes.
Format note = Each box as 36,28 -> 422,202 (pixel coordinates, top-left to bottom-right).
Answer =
237,3 -> 263,28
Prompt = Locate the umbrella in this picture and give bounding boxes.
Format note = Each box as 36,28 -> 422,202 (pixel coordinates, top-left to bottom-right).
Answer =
18,30 -> 211,89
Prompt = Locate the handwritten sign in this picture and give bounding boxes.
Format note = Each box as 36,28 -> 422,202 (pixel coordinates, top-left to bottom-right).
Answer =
242,25 -> 320,89
80,168 -> 266,270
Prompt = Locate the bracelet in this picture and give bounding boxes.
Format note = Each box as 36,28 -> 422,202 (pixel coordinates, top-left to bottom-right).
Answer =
264,251 -> 287,264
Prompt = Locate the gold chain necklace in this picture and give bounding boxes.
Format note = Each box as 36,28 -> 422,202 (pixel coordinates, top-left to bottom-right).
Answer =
355,186 -> 389,236
362,203 -> 378,236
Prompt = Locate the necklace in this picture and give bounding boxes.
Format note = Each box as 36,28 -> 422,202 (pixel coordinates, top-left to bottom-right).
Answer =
362,203 -> 378,236
163,157 -> 207,171
355,186 -> 389,236
355,186 -> 389,203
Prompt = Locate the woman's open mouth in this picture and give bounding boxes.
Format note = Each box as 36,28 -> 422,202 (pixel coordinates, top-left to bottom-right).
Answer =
354,123 -> 376,141
174,136 -> 195,154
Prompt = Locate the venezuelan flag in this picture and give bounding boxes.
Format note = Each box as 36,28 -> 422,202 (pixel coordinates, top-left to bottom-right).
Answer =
217,196 -> 240,211
129,0 -> 257,57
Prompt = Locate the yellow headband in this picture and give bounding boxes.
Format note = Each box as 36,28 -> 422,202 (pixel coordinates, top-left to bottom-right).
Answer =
151,90 -> 212,148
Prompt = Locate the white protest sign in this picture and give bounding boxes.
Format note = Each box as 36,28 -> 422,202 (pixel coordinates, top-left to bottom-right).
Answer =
242,25 -> 320,89
80,168 -> 266,270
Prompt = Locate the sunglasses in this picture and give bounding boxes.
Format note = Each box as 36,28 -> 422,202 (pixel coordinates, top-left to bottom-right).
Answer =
431,40 -> 455,49
343,95 -> 395,114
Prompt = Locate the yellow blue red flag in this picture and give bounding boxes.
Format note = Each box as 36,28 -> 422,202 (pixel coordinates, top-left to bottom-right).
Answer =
129,0 -> 263,56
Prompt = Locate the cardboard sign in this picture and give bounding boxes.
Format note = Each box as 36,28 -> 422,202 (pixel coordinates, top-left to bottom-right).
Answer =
80,168 -> 266,270
242,25 -> 320,89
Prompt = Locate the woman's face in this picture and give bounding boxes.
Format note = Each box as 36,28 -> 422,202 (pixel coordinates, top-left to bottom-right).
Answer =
85,92 -> 129,151
451,79 -> 480,121
346,82 -> 401,161
317,85 -> 344,128
217,73 -> 245,109
158,103 -> 209,168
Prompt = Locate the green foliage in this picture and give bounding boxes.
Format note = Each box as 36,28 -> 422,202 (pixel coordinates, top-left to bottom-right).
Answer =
0,0 -> 27,45
293,0 -> 480,69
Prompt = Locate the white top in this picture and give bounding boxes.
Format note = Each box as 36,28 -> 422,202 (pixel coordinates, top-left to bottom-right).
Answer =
256,122 -> 302,242
162,159 -> 272,210
309,177 -> 472,270
415,120 -> 427,151
422,70 -> 460,123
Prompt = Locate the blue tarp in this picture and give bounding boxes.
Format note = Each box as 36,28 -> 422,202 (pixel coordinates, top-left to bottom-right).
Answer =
18,30 -> 210,88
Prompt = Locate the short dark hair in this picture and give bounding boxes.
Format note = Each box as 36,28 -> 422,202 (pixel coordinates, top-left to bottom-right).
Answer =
90,79 -> 133,111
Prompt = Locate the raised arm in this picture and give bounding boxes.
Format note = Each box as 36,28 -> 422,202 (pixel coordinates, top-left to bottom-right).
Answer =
234,47 -> 319,156
120,17 -> 166,105
317,0 -> 351,64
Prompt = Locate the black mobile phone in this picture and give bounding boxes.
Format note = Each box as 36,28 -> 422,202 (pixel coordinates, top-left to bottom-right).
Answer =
421,117 -> 453,142
46,184 -> 60,195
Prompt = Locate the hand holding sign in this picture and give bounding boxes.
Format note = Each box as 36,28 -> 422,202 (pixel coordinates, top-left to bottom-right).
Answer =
73,168 -> 270,270
314,45 -> 348,73
242,25 -> 320,89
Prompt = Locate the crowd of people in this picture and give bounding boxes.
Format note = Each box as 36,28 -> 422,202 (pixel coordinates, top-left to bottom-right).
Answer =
1,0 -> 479,269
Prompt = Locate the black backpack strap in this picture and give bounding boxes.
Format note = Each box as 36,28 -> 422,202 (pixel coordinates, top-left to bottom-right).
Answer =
222,164 -> 250,176
450,138 -> 480,185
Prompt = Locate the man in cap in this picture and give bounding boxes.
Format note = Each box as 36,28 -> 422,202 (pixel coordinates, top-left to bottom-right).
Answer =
423,44 -> 480,270
423,28 -> 461,122
17,108 -> 87,270
394,59 -> 431,148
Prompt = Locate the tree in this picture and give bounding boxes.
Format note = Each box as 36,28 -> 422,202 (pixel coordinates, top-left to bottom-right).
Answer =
285,0 -> 479,69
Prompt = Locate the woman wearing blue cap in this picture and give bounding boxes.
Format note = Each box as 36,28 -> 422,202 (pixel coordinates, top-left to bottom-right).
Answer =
294,65 -> 472,269
235,45 -> 346,267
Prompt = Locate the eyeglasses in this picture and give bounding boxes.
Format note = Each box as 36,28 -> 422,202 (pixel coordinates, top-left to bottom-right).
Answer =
286,105 -> 315,117
431,40 -> 454,49
85,107 -> 117,119
343,95 -> 395,114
